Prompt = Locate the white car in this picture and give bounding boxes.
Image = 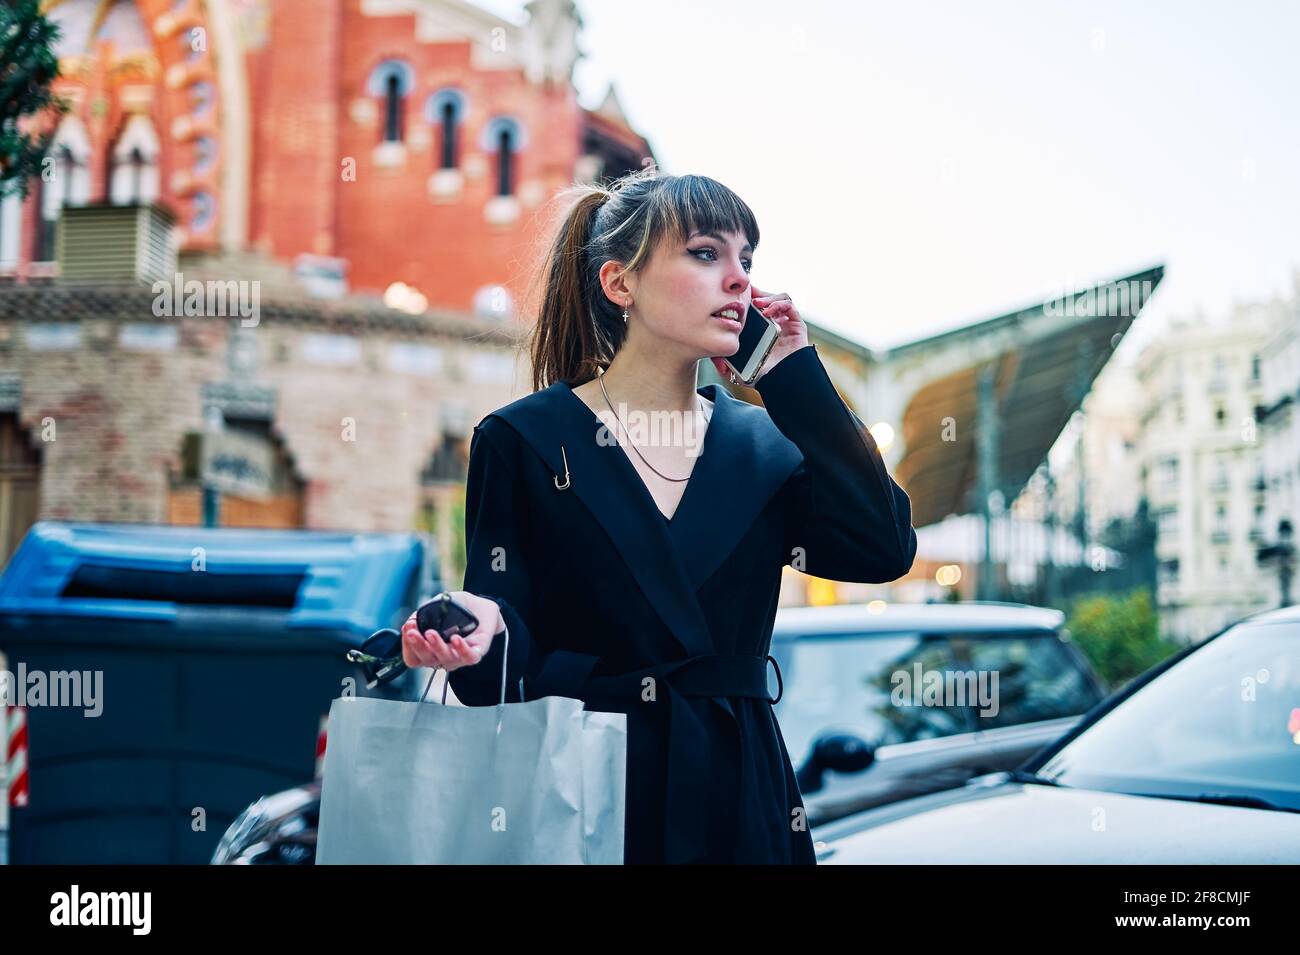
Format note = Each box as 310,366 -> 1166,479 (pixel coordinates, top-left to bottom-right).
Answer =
772,601 -> 1106,826
814,606 -> 1300,864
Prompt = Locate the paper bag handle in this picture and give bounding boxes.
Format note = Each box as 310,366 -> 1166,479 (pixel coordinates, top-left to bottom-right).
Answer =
417,618 -> 518,707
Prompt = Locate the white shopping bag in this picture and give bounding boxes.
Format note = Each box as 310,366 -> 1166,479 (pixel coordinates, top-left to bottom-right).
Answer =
316,625 -> 626,864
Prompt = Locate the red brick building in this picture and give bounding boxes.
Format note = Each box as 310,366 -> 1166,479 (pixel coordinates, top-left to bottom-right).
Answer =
3,0 -> 652,311
0,0 -> 655,574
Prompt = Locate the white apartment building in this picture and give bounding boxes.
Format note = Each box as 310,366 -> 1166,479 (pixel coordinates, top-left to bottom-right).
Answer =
1252,276 -> 1300,610
1079,359 -> 1145,541
1135,308 -> 1275,643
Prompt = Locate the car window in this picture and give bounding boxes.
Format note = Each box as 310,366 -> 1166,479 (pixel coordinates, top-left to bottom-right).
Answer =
946,631 -> 1100,729
1037,622 -> 1300,811
775,631 -> 972,766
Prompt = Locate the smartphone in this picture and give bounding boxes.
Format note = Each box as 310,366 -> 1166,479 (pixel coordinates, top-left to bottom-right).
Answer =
415,592 -> 480,642
722,302 -> 781,386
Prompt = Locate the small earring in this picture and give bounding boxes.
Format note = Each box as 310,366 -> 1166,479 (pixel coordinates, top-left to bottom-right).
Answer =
622,305 -> 629,324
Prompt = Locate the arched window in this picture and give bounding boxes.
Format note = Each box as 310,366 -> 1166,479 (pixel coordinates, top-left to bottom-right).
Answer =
108,114 -> 161,205
480,117 -> 526,197
33,176 -> 53,262
0,190 -> 21,269
0,413 -> 43,568
366,59 -> 414,143
191,192 -> 215,231
168,414 -> 308,529
424,88 -> 467,169
36,116 -> 92,261
421,425 -> 470,483
37,147 -> 76,261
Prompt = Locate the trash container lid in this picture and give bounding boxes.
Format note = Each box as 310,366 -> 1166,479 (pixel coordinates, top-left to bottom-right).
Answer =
0,521 -> 425,636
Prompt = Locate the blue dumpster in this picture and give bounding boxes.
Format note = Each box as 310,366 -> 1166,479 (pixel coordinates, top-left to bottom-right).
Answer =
0,521 -> 440,864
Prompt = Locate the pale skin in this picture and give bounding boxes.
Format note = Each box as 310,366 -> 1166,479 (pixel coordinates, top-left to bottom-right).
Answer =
402,226 -> 808,673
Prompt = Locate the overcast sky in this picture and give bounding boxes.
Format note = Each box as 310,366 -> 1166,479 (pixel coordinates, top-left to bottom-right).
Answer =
478,0 -> 1300,360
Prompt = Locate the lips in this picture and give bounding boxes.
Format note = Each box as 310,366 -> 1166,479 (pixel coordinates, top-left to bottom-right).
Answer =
711,301 -> 744,321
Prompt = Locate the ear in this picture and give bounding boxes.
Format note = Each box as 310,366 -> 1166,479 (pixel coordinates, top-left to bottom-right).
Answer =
598,258 -> 635,308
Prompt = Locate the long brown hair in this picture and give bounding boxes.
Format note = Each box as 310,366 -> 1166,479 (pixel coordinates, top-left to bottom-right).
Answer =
526,165 -> 760,392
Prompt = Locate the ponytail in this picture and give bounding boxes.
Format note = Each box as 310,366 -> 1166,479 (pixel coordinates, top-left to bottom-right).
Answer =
528,186 -> 616,392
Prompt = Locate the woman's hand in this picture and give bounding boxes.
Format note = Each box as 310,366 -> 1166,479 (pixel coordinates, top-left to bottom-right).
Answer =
401,591 -> 504,672
710,285 -> 809,385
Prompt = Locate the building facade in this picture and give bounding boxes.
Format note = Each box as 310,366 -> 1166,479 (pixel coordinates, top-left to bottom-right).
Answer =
1251,274 -> 1300,610
1135,308 -> 1274,643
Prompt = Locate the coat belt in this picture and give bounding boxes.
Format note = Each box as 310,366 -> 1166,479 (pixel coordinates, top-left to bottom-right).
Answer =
582,653 -> 782,705
530,652 -> 785,864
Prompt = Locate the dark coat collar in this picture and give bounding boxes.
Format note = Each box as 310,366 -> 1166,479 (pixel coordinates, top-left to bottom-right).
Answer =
483,377 -> 803,659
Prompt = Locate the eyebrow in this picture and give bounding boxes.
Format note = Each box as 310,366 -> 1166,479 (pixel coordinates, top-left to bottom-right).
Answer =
689,230 -> 753,253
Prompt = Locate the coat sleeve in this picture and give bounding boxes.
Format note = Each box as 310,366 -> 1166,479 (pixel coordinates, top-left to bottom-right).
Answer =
753,342 -> 918,583
445,418 -> 600,707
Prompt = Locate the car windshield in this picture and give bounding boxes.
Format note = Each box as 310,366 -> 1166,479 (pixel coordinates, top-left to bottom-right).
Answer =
1037,622 -> 1300,812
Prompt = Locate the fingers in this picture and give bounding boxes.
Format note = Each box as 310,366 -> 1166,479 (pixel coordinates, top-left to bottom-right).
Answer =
399,613 -> 419,666
445,633 -> 483,669
401,621 -> 438,668
756,295 -> 792,317
400,618 -> 483,672
401,618 -> 446,668
759,294 -> 795,328
767,301 -> 796,322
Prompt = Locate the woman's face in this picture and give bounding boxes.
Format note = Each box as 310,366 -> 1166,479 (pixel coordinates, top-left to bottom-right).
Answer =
617,227 -> 754,359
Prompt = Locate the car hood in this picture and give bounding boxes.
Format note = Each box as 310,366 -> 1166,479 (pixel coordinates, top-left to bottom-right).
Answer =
815,782 -> 1300,864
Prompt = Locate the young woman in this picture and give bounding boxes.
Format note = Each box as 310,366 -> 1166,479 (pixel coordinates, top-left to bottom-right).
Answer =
400,167 -> 918,864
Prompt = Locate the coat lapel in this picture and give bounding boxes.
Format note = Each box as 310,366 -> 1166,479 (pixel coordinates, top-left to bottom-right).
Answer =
486,378 -> 803,659
666,386 -> 803,589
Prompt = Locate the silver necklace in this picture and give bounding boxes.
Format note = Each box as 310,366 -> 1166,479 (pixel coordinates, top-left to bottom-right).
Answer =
597,369 -> 704,483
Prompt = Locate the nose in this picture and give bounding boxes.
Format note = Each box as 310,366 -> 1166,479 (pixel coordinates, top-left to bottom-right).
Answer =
726,257 -> 749,295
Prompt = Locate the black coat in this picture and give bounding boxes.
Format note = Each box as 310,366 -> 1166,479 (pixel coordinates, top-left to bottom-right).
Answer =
447,343 -> 918,864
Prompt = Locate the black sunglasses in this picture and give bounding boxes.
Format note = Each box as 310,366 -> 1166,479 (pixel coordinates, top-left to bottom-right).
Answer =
346,628 -> 408,688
